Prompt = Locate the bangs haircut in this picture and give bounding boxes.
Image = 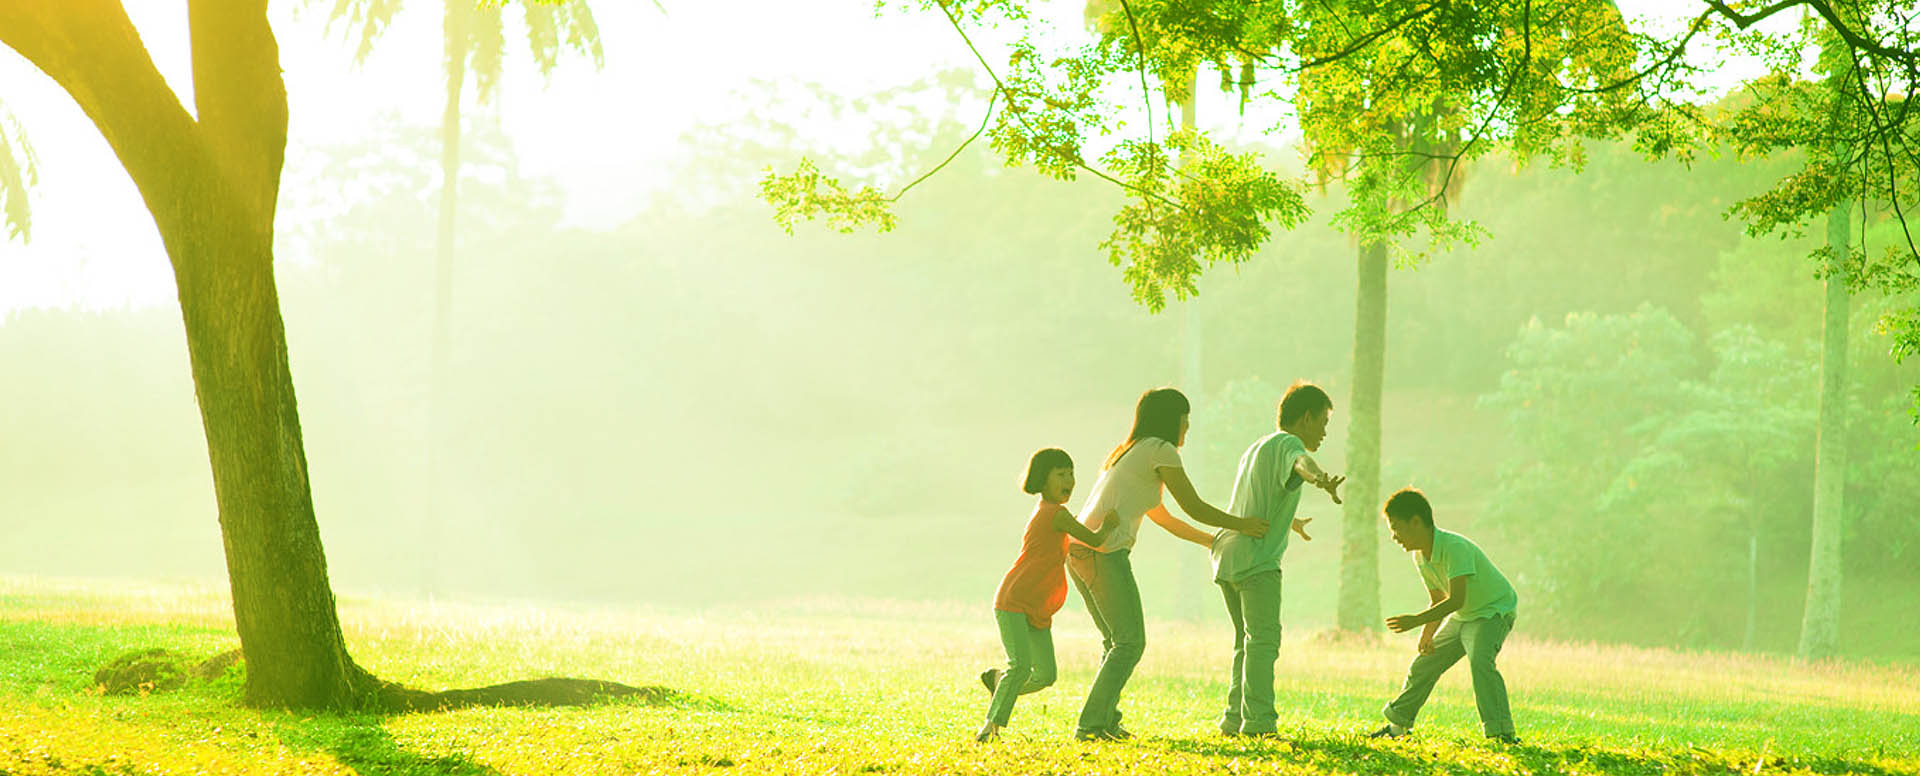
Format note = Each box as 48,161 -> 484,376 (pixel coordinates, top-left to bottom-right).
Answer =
1023,448 -> 1073,494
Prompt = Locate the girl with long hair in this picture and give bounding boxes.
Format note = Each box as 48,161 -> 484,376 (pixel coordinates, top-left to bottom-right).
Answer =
1065,387 -> 1271,741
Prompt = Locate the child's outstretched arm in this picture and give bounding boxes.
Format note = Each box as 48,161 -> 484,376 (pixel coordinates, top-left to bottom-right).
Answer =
1161,466 -> 1268,538
1292,454 -> 1346,504
1145,504 -> 1215,547
1053,508 -> 1119,546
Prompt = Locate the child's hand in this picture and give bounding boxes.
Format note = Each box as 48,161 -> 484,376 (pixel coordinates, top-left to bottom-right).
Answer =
1239,517 -> 1270,538
1417,632 -> 1435,655
1317,474 -> 1346,504
1291,517 -> 1313,541
1385,613 -> 1420,633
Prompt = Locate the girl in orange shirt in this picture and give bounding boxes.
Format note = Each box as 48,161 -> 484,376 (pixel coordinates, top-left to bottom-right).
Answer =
976,448 -> 1116,742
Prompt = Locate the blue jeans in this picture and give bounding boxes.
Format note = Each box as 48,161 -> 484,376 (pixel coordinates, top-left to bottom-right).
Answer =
1067,546 -> 1143,733
1382,613 -> 1516,737
1218,569 -> 1282,734
986,609 -> 1057,725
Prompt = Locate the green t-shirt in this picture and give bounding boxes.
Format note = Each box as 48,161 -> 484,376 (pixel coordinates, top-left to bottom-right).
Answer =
1210,430 -> 1306,584
1415,529 -> 1518,621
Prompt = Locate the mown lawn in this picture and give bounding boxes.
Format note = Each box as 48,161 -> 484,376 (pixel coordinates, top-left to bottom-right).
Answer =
1,575 -> 1914,775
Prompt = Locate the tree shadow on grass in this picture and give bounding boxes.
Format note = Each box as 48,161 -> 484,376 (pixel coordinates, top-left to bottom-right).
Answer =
271,691 -> 740,776
1143,732 -> 1914,776
278,716 -> 502,776
381,678 -> 686,712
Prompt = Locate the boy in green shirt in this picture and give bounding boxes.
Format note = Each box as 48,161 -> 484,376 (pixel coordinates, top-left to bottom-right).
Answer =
1369,488 -> 1520,744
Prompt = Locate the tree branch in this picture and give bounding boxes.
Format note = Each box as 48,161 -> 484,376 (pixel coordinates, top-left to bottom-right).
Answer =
1117,0 -> 1155,150
1118,0 -> 1157,219
887,86 -> 999,202
0,0 -> 207,248
1562,9 -> 1716,95
1852,51 -> 1920,266
190,0 -> 289,228
1701,0 -> 1805,29
932,0 -> 1187,213
1703,0 -> 1920,63
1285,0 -> 1446,75
1390,0 -> 1535,226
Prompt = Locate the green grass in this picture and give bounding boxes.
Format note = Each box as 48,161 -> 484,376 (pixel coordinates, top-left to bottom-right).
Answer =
0,575 -> 1915,775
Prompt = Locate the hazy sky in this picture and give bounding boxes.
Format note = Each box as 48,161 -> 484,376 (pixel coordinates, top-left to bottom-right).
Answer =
0,0 -> 1784,314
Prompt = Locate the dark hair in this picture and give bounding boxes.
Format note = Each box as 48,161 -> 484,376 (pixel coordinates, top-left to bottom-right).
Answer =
1383,487 -> 1434,528
1105,387 -> 1190,470
1278,381 -> 1333,427
1023,448 -> 1073,494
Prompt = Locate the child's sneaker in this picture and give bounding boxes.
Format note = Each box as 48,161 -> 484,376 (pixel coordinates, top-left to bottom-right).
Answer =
1366,724 -> 1408,739
1487,733 -> 1521,745
978,668 -> 999,693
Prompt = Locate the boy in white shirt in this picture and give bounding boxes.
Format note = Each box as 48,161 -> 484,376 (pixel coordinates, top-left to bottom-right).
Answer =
1208,382 -> 1343,737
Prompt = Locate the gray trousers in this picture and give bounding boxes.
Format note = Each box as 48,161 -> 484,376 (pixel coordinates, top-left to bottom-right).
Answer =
1217,570 -> 1283,734
986,609 -> 1057,726
1382,613 -> 1516,737
1066,546 -> 1143,734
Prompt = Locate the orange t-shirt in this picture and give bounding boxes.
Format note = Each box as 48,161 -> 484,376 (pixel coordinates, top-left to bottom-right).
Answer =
993,500 -> 1072,629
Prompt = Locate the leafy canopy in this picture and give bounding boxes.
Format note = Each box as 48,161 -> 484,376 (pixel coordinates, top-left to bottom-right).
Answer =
764,0 -> 1920,417
764,0 -> 1647,310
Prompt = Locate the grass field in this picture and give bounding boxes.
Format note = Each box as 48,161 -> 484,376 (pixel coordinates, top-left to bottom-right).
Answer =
1,575 -> 1915,775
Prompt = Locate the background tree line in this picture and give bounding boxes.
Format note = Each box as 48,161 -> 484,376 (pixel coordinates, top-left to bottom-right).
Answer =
4,76 -> 1914,662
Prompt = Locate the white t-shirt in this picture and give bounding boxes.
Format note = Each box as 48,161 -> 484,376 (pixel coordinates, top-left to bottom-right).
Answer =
1074,437 -> 1183,554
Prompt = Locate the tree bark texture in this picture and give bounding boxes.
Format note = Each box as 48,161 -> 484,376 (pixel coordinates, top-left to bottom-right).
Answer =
1337,239 -> 1387,633
1799,199 -> 1850,660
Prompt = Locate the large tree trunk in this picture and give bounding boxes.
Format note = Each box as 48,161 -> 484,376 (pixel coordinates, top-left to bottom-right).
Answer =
1,0 -> 653,713
1337,238 -> 1387,633
179,196 -> 380,708
0,0 -> 377,709
1799,198 -> 1850,660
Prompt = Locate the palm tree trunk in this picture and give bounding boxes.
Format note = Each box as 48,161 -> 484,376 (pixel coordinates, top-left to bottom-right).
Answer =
1337,238 -> 1387,633
426,1 -> 470,598
1799,198 -> 1849,659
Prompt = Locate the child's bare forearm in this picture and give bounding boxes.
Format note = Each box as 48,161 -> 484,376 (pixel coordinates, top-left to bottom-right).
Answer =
1294,454 -> 1330,484
1054,509 -> 1115,546
1155,510 -> 1216,546
1292,455 -> 1345,502
1411,597 -> 1461,626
